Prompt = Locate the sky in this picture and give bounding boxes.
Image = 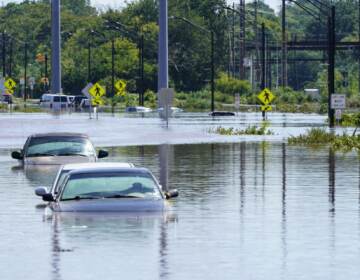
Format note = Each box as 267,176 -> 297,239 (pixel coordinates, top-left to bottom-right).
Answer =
0,0 -> 281,11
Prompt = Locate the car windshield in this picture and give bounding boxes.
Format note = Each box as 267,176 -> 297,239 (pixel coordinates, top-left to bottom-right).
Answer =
26,136 -> 95,157
61,172 -> 161,201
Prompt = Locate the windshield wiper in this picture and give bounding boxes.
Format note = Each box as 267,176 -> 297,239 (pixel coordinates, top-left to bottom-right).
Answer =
103,195 -> 140,199
61,196 -> 101,201
27,153 -> 57,157
57,153 -> 88,157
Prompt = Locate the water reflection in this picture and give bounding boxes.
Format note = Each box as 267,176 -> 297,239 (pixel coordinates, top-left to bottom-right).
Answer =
47,212 -> 176,280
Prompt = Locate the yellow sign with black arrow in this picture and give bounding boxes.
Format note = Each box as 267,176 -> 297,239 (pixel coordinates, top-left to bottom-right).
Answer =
261,105 -> 273,112
115,80 -> 127,96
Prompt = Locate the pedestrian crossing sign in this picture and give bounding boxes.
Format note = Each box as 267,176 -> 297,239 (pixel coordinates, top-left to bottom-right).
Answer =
4,78 -> 16,90
258,88 -> 275,105
89,83 -> 106,98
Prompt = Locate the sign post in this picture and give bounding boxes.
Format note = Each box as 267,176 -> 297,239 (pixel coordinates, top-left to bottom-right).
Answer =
82,82 -> 93,119
257,88 -> 276,120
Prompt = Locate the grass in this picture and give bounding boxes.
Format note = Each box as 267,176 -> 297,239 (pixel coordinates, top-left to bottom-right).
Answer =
288,128 -> 360,152
210,123 -> 274,136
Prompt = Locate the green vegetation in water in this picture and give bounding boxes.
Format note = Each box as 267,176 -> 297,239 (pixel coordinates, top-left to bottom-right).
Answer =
288,128 -> 360,152
210,123 -> 274,136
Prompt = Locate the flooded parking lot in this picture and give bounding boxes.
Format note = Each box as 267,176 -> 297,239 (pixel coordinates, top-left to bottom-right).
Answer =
0,113 -> 359,279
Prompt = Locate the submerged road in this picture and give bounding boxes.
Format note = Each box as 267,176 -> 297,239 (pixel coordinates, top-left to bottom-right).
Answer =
0,112 -> 327,149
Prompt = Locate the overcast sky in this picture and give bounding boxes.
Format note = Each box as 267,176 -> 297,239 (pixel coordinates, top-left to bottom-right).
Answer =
0,0 -> 280,12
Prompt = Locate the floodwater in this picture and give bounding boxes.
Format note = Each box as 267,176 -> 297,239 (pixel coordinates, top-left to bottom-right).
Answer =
0,113 -> 359,280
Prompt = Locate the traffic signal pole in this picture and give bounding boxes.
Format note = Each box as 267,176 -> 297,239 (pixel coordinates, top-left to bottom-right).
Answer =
328,6 -> 335,128
51,0 -> 61,94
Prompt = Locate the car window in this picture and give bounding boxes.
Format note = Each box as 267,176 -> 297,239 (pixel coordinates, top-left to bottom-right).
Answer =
26,137 -> 95,157
61,96 -> 68,102
61,172 -> 161,200
54,96 -> 60,102
52,170 -> 71,195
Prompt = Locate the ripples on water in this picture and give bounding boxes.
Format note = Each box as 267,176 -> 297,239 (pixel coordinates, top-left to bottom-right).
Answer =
0,143 -> 359,280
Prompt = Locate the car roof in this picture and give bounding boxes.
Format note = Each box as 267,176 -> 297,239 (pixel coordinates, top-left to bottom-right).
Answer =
29,133 -> 89,138
68,167 -> 150,176
61,162 -> 135,171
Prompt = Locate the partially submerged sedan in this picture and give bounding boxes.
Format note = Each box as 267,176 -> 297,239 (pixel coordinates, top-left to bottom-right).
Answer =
35,164 -> 178,212
11,133 -> 108,165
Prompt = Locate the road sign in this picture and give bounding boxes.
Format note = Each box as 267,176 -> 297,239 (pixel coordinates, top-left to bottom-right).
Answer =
261,105 -> 273,112
235,93 -> 240,110
5,88 -> 14,95
335,109 -> 342,121
89,83 -> 106,98
92,97 -> 104,106
115,80 -> 127,95
82,83 -> 93,99
258,88 -> 275,105
331,94 -> 346,109
4,78 -> 16,89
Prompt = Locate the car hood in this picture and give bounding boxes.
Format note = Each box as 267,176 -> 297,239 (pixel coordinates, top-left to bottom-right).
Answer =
51,198 -> 166,212
24,155 -> 96,165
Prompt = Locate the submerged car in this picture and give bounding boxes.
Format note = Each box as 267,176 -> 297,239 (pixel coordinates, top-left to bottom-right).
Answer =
11,133 -> 108,165
35,164 -> 179,212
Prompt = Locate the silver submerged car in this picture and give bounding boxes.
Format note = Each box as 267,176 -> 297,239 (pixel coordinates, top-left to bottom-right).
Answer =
11,133 -> 108,165
35,163 -> 179,212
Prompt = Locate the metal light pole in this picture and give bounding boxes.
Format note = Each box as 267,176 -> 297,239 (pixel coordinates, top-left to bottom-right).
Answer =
51,0 -> 61,94
328,6 -> 335,128
211,31 -> 215,112
158,0 -> 169,92
2,31 -> 6,78
24,42 -> 28,103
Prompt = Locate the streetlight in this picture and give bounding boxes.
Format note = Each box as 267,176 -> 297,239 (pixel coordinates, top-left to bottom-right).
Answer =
169,16 -> 215,112
104,20 -> 145,106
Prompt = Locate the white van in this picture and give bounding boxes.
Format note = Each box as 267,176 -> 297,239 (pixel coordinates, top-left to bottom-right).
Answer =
40,94 -> 72,110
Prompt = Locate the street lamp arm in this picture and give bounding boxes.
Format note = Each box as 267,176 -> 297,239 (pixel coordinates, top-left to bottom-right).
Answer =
169,16 -> 211,34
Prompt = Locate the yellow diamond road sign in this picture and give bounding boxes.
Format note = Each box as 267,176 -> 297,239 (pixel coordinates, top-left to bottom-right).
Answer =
258,88 -> 275,105
92,97 -> 104,106
89,83 -> 106,98
115,80 -> 126,94
261,105 -> 273,112
4,78 -> 16,90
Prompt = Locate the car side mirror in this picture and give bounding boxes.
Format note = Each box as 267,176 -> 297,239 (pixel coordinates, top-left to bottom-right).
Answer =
35,187 -> 55,202
11,151 -> 23,160
98,150 -> 109,159
165,189 -> 179,200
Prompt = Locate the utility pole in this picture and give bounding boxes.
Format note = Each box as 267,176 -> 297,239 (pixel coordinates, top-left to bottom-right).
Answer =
51,0 -> 61,94
358,0 -> 360,93
8,38 -> 12,77
254,0 -> 259,90
211,31 -> 215,112
140,34 -> 145,106
328,6 -> 335,128
24,42 -> 28,103
232,2 -> 236,77
239,0 -> 246,80
261,23 -> 266,90
158,0 -> 169,92
88,42 -> 91,82
2,31 -> 6,78
281,0 -> 288,88
45,54 -> 49,91
111,38 -> 115,98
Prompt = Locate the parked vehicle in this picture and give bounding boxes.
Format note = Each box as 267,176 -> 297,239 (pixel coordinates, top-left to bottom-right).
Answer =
126,106 -> 152,113
35,164 -> 179,212
72,96 -> 88,109
0,94 -> 13,105
11,133 -> 108,165
40,94 -> 73,110
79,98 -> 91,110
